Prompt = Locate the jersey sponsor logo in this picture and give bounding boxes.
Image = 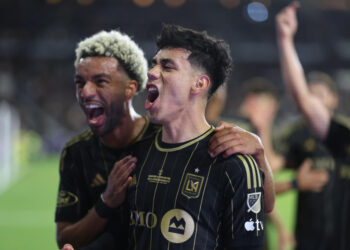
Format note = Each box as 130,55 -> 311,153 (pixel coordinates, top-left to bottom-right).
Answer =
244,218 -> 264,232
90,173 -> 106,187
147,169 -> 171,184
56,191 -> 78,207
161,209 -> 194,243
181,173 -> 204,199
247,192 -> 261,214
147,175 -> 171,184
130,210 -> 157,229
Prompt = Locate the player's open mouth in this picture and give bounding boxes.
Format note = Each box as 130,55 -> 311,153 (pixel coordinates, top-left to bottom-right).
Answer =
85,103 -> 106,126
145,85 -> 159,109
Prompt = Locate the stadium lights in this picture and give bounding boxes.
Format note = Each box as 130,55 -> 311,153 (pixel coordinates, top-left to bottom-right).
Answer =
77,0 -> 95,6
219,0 -> 240,9
133,0 -> 155,8
246,1 -> 269,22
163,0 -> 186,8
46,0 -> 62,4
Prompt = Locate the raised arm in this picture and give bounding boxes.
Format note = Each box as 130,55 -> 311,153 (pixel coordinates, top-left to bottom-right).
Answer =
276,1 -> 330,140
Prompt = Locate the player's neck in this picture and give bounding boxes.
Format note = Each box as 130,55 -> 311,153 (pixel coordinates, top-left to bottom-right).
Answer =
161,110 -> 210,144
101,104 -> 145,148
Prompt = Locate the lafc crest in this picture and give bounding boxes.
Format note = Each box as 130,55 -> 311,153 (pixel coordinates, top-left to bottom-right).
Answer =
181,173 -> 204,199
247,192 -> 261,214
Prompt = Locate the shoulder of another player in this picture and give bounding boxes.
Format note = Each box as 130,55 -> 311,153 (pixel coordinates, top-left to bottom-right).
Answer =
217,154 -> 264,193
63,129 -> 94,150
333,113 -> 350,130
217,154 -> 260,177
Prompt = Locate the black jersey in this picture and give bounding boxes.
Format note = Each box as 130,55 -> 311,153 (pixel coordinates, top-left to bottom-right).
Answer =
55,117 -> 159,248
324,115 -> 350,250
128,127 -> 265,250
278,118 -> 336,250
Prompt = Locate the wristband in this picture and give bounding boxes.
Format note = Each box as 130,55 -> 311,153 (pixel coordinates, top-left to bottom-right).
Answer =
291,179 -> 298,190
95,194 -> 118,218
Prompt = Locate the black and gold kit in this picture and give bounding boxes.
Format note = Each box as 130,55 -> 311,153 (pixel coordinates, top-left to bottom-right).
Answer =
55,117 -> 159,249
278,118 -> 336,250
128,127 -> 265,250
324,115 -> 350,250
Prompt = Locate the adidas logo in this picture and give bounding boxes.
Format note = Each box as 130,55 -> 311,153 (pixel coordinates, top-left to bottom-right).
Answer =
90,174 -> 106,187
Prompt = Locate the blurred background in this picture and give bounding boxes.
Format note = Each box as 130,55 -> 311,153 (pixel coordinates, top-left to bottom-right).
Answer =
0,0 -> 349,249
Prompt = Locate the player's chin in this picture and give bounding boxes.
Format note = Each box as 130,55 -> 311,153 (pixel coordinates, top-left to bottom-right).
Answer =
90,124 -> 110,137
147,111 -> 160,124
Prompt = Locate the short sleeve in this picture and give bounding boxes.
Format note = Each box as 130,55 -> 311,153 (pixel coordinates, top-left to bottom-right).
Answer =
324,118 -> 350,158
55,147 -> 88,222
220,154 -> 265,249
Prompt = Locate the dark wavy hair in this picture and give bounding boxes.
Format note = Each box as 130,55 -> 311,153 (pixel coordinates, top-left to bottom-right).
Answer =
156,24 -> 233,96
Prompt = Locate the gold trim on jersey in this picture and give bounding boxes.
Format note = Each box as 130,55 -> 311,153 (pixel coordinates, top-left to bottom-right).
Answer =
131,116 -> 150,144
65,129 -> 93,148
60,130 -> 93,171
192,157 -> 217,250
60,149 -> 67,171
225,171 -> 235,193
237,154 -> 262,189
133,139 -> 154,250
150,152 -> 169,250
174,142 -> 200,206
334,113 -> 350,129
155,126 -> 215,152
167,142 -> 201,250
247,155 -> 262,188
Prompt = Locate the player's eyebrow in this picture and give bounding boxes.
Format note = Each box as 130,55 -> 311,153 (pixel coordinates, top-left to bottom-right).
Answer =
151,57 -> 177,68
91,73 -> 112,80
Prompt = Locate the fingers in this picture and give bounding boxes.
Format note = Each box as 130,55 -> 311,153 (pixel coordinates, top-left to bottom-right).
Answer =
297,158 -> 329,192
110,157 -> 137,186
209,128 -> 242,157
214,121 -> 236,131
103,156 -> 137,207
291,1 -> 300,9
310,171 -> 329,190
62,244 -> 74,250
299,158 -> 312,172
110,155 -> 136,175
222,145 -> 245,158
210,126 -> 240,147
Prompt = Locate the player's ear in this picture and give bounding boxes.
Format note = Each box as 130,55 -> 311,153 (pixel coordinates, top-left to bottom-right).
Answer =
125,80 -> 138,101
191,75 -> 210,95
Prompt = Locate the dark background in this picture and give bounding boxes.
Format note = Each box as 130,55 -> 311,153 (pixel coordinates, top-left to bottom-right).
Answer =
1,0 -> 350,152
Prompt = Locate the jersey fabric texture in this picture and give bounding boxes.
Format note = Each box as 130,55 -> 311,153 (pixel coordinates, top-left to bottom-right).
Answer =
277,118 -> 336,250
324,115 -> 350,250
55,117 -> 159,249
127,127 -> 265,250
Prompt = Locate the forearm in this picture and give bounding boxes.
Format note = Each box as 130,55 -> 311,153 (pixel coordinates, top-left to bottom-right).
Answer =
278,36 -> 309,107
56,208 -> 108,248
254,152 -> 275,213
257,127 -> 285,173
278,37 -> 330,139
274,180 -> 293,194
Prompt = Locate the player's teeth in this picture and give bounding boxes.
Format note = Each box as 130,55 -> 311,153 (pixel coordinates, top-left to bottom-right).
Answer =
149,86 -> 157,92
86,104 -> 101,109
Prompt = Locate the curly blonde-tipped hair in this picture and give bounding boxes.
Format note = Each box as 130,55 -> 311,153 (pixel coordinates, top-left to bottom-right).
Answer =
75,30 -> 148,91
